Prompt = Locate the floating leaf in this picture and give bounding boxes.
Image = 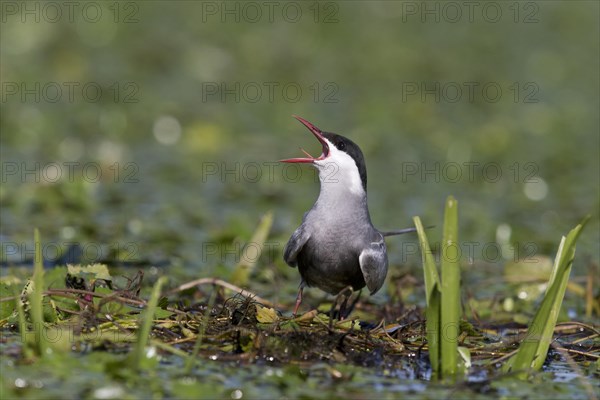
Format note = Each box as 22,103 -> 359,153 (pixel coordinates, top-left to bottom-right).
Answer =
256,305 -> 279,323
504,256 -> 554,283
0,284 -> 16,320
67,263 -> 112,290
292,309 -> 318,323
458,346 -> 471,369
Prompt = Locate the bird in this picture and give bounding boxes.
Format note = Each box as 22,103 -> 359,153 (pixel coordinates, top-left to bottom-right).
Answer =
280,115 -> 417,316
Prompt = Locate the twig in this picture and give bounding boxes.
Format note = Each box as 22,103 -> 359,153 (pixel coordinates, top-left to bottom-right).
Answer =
562,348 -> 600,359
551,341 -> 598,400
556,321 -> 600,336
46,288 -> 147,307
44,288 -> 187,316
492,348 -> 518,364
165,277 -> 278,309
572,333 -> 599,345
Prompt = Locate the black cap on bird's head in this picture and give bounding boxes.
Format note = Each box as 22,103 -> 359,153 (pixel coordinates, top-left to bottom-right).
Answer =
280,116 -> 368,192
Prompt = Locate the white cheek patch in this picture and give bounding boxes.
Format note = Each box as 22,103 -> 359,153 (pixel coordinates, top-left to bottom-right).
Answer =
315,140 -> 364,196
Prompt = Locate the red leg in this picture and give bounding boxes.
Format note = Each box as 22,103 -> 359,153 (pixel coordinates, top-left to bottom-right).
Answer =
292,286 -> 303,316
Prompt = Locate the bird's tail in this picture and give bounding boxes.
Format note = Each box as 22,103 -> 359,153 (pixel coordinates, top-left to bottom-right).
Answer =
381,226 -> 434,237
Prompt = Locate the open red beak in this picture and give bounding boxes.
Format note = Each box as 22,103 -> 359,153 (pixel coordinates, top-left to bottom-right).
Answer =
279,115 -> 330,163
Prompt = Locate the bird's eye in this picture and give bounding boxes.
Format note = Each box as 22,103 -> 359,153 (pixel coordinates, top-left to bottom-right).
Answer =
337,141 -> 346,150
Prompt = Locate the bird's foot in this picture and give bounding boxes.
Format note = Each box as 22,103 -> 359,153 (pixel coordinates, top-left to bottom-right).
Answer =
292,285 -> 304,317
329,287 -> 361,321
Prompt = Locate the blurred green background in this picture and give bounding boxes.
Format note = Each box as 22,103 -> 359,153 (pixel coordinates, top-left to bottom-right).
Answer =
1,1 -> 598,294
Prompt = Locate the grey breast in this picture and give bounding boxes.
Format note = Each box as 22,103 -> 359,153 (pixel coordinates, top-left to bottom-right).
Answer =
295,206 -> 382,294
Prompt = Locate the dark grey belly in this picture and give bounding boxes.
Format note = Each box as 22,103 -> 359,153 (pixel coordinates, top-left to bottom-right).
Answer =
296,238 -> 365,294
